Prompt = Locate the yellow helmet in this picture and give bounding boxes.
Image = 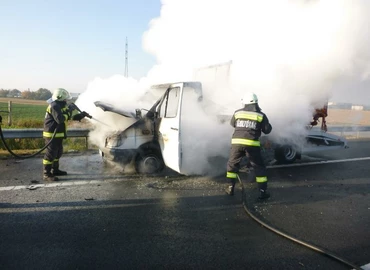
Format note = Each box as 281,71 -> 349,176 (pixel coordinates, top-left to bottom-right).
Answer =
52,88 -> 72,101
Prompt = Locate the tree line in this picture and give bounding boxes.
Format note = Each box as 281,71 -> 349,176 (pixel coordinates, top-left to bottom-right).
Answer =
0,88 -> 52,100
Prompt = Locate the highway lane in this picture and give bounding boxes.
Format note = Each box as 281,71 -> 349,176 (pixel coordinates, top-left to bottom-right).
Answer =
0,139 -> 369,269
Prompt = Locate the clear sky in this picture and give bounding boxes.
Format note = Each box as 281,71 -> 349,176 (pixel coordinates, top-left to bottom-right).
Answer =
0,0 -> 161,92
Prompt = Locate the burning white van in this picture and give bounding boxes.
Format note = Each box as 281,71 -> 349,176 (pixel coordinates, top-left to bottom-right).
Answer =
97,82 -> 203,174
96,81 -> 348,175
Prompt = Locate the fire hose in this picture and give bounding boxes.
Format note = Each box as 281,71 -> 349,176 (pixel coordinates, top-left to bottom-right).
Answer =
0,120 -> 58,159
237,175 -> 362,270
0,103 -> 92,159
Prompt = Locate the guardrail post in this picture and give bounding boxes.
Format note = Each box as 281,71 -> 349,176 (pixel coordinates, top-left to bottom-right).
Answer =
8,101 -> 12,126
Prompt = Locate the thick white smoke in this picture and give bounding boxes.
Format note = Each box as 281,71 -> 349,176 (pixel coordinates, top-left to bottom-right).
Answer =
74,75 -> 152,149
75,0 -> 370,175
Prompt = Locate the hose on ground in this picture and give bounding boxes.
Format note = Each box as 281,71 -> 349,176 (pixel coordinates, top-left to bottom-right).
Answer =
237,175 -> 362,270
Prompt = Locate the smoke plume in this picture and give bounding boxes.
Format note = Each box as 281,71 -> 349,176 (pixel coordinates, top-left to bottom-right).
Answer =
75,0 -> 370,175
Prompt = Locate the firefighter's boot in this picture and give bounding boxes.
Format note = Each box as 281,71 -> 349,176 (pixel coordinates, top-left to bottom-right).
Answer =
43,165 -> 59,181
225,179 -> 236,196
258,182 -> 270,200
52,161 -> 67,176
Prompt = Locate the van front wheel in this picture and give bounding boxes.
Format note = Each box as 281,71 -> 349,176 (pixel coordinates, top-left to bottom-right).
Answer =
135,152 -> 165,174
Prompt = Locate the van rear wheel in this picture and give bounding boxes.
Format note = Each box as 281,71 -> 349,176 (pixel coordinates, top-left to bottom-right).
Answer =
135,152 -> 165,174
274,144 -> 299,164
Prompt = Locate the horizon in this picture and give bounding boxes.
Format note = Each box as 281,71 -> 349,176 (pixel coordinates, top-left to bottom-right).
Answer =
1,88 -> 370,108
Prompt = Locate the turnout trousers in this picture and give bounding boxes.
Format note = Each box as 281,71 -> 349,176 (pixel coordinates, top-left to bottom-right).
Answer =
43,138 -> 64,166
226,145 -> 268,191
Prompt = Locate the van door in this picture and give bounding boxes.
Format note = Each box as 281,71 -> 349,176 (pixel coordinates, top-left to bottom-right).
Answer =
158,83 -> 183,173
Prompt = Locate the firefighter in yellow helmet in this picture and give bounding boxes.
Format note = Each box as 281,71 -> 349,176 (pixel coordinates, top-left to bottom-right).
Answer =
42,88 -> 88,181
226,92 -> 272,199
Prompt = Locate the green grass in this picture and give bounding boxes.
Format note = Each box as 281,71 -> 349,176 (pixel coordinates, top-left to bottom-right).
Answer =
0,102 -> 46,128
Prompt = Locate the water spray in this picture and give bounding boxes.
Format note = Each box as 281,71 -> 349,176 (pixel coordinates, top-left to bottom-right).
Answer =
89,116 -> 111,127
69,103 -> 111,127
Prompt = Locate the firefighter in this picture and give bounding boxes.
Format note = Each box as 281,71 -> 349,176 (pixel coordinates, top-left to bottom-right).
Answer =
226,92 -> 272,199
43,88 -> 89,181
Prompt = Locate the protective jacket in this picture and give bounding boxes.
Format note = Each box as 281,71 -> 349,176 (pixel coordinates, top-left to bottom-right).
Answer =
230,103 -> 272,146
43,101 -> 70,139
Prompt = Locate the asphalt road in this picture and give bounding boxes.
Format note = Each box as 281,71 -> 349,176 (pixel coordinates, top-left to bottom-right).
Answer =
0,140 -> 369,270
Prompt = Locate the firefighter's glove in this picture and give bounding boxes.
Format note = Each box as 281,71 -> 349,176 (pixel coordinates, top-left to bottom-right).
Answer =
72,113 -> 85,122
72,111 -> 91,121
81,111 -> 92,119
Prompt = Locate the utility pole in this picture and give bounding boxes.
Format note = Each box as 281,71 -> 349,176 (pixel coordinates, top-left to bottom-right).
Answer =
124,37 -> 128,78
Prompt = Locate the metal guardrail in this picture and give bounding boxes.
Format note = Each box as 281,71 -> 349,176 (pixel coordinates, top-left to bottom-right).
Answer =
1,128 -> 90,139
328,126 -> 370,132
327,126 -> 370,139
1,128 -> 91,149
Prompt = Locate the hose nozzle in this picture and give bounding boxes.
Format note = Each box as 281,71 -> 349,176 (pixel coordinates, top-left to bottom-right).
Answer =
81,111 -> 92,119
69,103 -> 92,119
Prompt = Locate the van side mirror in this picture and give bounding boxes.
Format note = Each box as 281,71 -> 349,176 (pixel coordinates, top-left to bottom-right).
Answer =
146,110 -> 155,119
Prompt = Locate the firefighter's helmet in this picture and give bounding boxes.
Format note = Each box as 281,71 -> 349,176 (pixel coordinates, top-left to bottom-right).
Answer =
242,92 -> 258,105
52,88 -> 72,101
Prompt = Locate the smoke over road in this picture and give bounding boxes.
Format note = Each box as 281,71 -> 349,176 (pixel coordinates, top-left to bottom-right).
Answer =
75,0 -> 370,175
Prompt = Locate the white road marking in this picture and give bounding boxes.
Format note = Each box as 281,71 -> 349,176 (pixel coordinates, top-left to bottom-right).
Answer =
356,262 -> 370,270
1,156 -> 370,192
0,202 -> 153,213
268,156 -> 370,169
0,179 -> 121,192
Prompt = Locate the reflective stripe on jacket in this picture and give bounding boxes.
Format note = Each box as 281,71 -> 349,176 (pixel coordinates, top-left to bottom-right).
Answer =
230,103 -> 272,146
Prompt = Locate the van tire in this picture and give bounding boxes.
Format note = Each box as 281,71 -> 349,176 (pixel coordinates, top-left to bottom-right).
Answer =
274,144 -> 299,164
135,151 -> 165,174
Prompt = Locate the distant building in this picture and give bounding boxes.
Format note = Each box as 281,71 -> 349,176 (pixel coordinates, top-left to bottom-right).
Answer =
328,102 -> 352,110
328,102 -> 370,111
351,105 -> 364,111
